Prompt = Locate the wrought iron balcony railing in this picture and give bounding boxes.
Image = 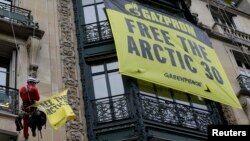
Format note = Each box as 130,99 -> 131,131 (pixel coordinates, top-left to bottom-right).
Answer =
0,85 -> 19,115
0,2 -> 38,29
140,94 -> 214,132
92,93 -> 223,132
213,23 -> 250,42
211,0 -> 240,8
92,94 -> 130,123
82,20 -> 112,44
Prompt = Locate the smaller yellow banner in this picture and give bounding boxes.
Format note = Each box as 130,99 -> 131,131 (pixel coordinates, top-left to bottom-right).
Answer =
31,89 -> 76,129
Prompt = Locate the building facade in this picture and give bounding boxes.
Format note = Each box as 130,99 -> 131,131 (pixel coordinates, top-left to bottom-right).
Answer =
0,0 -> 249,141
74,0 -> 250,140
0,0 -> 86,140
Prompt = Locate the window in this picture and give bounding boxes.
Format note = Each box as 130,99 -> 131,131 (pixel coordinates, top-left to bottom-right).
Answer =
91,60 -> 124,99
0,41 -> 17,114
137,80 -> 207,110
210,7 -> 236,28
91,60 -> 128,122
0,57 -> 10,87
232,50 -> 250,70
232,50 -> 250,76
82,0 -> 112,43
0,57 -> 10,109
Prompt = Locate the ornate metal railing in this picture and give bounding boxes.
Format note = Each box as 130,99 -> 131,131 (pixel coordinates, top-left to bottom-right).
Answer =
237,74 -> 250,91
92,93 -> 223,132
211,0 -> 238,8
82,20 -> 112,44
92,94 -> 129,123
0,2 -> 38,28
213,23 -> 250,42
139,94 -> 215,132
0,85 -> 19,114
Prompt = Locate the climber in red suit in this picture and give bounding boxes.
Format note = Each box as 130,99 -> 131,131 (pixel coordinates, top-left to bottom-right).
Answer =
19,77 -> 40,139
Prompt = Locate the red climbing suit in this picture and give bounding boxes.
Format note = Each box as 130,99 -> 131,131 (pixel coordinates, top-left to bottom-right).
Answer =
19,83 -> 40,139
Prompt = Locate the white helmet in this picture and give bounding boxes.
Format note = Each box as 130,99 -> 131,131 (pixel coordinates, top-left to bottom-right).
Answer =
27,77 -> 39,84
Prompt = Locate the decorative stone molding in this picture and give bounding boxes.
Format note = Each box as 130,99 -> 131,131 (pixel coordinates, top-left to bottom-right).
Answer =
26,36 -> 41,78
221,105 -> 237,124
57,0 -> 86,140
191,12 -> 199,23
239,93 -> 250,122
184,0 -> 191,8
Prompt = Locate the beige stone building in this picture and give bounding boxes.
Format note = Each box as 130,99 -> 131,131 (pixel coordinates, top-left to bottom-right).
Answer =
0,0 -> 86,140
0,0 -> 249,141
190,0 -> 250,124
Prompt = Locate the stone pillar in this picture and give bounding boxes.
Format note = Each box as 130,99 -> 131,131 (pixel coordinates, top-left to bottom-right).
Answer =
26,36 -> 41,78
16,44 -> 29,86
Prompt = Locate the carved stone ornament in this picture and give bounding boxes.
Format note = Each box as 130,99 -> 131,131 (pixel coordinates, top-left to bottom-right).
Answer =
239,94 -> 250,122
26,36 -> 41,78
57,0 -> 85,140
221,105 -> 237,125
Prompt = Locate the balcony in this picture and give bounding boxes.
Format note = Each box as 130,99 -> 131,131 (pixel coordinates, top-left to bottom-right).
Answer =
0,2 -> 44,40
212,0 -> 241,7
0,1 -> 37,28
213,23 -> 250,43
92,94 -> 130,123
0,85 -> 19,115
140,94 -> 218,132
92,93 -> 223,133
82,20 -> 112,45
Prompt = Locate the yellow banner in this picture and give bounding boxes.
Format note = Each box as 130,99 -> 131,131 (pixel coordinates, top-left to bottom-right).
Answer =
106,4 -> 241,108
32,89 -> 76,129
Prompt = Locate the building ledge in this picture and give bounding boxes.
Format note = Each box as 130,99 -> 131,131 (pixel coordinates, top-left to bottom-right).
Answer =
0,129 -> 18,141
0,111 -> 17,119
0,19 -> 44,40
201,0 -> 250,19
198,23 -> 250,47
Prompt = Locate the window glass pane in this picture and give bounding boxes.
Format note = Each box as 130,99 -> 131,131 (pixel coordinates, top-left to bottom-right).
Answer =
190,96 -> 207,110
83,6 -> 97,24
0,67 -> 7,72
0,0 -> 10,4
107,61 -> 118,70
0,93 -> 9,108
97,4 -> 107,21
96,0 -> 103,3
236,60 -> 243,67
93,74 -> 108,99
0,67 -> 7,86
156,86 -> 172,101
108,72 -> 124,95
82,0 -> 94,5
244,62 -> 250,69
138,80 -> 155,96
0,72 -> 7,86
91,64 -> 104,73
174,91 -> 189,105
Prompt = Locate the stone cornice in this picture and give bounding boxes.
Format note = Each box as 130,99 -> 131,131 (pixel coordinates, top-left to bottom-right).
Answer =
0,19 -> 44,40
200,0 -> 250,19
198,23 -> 250,47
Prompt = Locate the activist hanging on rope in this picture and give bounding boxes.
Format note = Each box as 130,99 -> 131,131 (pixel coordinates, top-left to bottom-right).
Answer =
15,76 -> 46,140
